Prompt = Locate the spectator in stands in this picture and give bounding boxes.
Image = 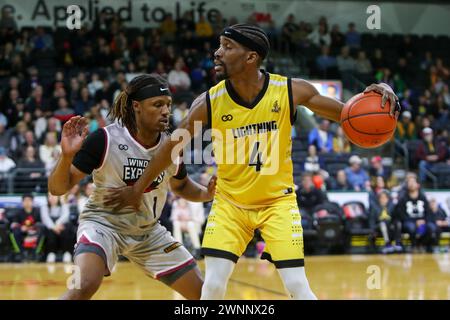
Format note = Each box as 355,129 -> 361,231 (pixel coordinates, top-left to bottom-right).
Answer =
369,156 -> 390,180
304,144 -> 323,173
345,22 -> 361,49
9,121 -> 28,159
308,118 -> 333,153
18,130 -> 39,158
434,98 -> 449,130
0,123 -> 12,152
316,45 -> 337,76
396,111 -> 416,142
16,145 -> 46,193
371,48 -> 386,71
74,87 -> 94,116
332,126 -> 351,154
88,73 -> 103,97
304,144 -> 328,186
336,46 -> 356,81
160,13 -> 177,42
53,98 -> 75,123
39,132 -> 61,169
330,169 -> 351,191
280,14 -> 298,54
394,175 -> 435,252
176,10 -> 195,35
0,146 -> 15,192
94,78 -> 114,104
345,155 -> 369,191
355,50 -> 373,79
330,24 -> 345,53
415,127 -> 448,183
211,12 -> 225,36
308,23 -> 331,48
31,27 -> 54,51
429,197 -> 449,250
369,190 -> 403,254
296,172 -> 328,217
40,193 -> 74,263
4,92 -> 24,128
168,57 -> 191,92
25,85 -> 48,115
0,7 -> 18,31
173,101 -> 189,126
196,14 -> 213,39
171,198 -> 205,259
10,194 -> 44,262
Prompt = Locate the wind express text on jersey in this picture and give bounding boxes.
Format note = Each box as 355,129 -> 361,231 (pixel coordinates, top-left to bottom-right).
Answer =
123,157 -> 164,192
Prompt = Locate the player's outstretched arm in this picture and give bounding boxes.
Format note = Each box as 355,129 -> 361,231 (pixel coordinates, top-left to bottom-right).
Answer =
169,175 -> 216,203
104,92 -> 209,211
48,116 -> 88,195
291,79 -> 399,123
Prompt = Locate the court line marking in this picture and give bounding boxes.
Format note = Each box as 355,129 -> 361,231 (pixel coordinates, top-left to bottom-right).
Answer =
229,278 -> 287,297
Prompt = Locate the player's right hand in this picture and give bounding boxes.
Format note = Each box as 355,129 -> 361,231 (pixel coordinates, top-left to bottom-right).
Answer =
61,116 -> 89,158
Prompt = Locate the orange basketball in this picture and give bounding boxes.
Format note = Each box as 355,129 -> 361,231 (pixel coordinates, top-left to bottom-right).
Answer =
340,91 -> 397,148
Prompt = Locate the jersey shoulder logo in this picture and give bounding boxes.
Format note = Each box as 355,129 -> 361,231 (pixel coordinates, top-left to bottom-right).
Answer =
221,114 -> 233,122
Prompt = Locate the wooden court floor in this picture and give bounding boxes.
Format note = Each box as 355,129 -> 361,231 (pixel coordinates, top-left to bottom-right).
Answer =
1,254 -> 449,300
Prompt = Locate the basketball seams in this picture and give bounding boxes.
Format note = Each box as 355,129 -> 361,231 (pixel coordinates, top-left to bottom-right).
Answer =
341,117 -> 394,136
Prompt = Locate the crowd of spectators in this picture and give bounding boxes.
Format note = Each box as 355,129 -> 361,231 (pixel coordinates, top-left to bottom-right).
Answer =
0,8 -> 449,261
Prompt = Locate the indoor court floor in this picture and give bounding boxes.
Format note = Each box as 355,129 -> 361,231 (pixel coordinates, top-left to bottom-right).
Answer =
1,254 -> 449,300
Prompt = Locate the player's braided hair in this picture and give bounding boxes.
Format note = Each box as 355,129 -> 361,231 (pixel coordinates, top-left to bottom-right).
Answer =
108,74 -> 168,136
229,23 -> 270,63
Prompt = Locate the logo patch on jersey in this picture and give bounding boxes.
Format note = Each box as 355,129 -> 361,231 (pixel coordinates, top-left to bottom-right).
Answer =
123,157 -> 165,193
271,100 -> 280,113
164,242 -> 182,253
118,144 -> 128,150
221,114 -> 233,122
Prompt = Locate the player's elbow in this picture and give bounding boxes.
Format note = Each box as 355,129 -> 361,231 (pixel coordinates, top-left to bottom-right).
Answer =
48,184 -> 65,196
47,179 -> 69,196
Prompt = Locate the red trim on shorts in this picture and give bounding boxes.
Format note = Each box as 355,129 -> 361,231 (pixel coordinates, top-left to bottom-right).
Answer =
155,258 -> 195,279
77,235 -> 111,276
78,234 -> 107,256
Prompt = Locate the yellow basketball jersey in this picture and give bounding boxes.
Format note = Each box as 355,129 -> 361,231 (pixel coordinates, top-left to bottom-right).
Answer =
206,71 -> 296,208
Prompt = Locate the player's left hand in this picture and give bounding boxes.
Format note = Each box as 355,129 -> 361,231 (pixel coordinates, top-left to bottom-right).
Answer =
104,186 -> 142,212
364,83 -> 400,118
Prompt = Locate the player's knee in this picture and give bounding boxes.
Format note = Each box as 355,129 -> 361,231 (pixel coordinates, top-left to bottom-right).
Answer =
202,277 -> 226,299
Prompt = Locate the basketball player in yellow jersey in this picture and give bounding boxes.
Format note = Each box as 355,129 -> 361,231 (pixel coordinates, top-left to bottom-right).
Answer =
105,24 -> 398,299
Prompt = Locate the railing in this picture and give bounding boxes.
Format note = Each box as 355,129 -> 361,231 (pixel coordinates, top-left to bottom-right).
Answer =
1,169 -> 48,194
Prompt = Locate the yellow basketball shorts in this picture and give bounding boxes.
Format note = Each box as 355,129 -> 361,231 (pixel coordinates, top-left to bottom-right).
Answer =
201,194 -> 305,268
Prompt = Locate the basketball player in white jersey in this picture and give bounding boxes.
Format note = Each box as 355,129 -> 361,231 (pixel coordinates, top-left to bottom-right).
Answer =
48,74 -> 216,300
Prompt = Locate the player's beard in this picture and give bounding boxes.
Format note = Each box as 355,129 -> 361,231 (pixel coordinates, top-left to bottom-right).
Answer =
216,63 -> 229,81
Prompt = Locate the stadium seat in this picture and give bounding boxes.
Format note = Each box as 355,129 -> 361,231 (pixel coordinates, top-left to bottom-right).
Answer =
430,163 -> 450,188
342,201 -> 373,253
312,202 -> 345,254
405,140 -> 422,169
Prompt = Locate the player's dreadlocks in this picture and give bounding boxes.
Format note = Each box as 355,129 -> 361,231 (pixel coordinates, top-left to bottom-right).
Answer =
108,74 -> 168,136
229,24 -> 271,64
